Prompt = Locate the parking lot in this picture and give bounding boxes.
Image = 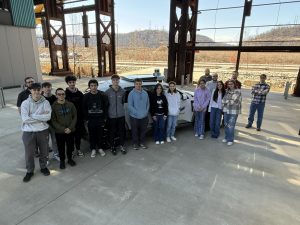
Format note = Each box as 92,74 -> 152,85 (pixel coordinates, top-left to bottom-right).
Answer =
0,76 -> 300,225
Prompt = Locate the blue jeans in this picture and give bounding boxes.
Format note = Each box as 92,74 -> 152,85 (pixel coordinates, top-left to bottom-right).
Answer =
210,107 -> 222,138
194,111 -> 206,136
166,115 -> 178,138
153,115 -> 166,142
248,102 -> 265,128
224,113 -> 238,142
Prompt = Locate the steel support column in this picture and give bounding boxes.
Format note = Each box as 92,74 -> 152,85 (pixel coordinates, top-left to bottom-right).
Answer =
95,0 -> 116,77
236,0 -> 252,72
293,67 -> 300,97
168,0 -> 199,84
44,0 -> 72,76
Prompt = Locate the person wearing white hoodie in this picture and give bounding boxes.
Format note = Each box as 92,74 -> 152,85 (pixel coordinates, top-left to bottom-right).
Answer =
165,81 -> 181,142
21,83 -> 52,182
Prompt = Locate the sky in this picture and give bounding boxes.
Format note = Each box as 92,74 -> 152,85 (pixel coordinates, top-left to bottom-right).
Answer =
57,0 -> 300,43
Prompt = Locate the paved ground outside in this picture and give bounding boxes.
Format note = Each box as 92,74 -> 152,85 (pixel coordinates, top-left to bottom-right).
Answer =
0,75 -> 300,225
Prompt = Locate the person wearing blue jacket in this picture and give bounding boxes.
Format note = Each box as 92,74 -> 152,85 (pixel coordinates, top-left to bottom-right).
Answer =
128,78 -> 150,150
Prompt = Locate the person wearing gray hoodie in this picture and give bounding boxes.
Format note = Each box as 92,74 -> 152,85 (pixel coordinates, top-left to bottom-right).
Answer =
20,83 -> 52,182
105,74 -> 127,155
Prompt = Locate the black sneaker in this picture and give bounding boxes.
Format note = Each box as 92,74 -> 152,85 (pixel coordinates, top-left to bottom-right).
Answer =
256,128 -> 261,131
120,146 -> 127,154
111,147 -> 117,155
60,162 -> 66,169
245,124 -> 252,128
139,144 -> 147,149
23,172 -> 34,183
40,168 -> 50,176
68,159 -> 76,167
133,144 -> 139,150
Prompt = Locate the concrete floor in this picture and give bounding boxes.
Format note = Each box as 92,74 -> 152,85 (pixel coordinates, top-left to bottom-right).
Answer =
0,76 -> 300,225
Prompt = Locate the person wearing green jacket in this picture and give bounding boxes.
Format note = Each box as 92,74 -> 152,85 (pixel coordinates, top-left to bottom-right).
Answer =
51,88 -> 77,169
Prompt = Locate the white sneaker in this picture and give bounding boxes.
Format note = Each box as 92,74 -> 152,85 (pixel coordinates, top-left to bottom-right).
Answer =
155,141 -> 160,145
160,141 -> 164,144
227,142 -> 233,146
166,137 -> 171,143
171,136 -> 177,141
222,139 -> 227,143
52,154 -> 60,162
98,149 -> 106,157
199,135 -> 204,140
91,149 -> 96,158
195,134 -> 198,137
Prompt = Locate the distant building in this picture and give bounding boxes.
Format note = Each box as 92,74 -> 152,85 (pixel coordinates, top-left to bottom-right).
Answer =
0,0 -> 42,87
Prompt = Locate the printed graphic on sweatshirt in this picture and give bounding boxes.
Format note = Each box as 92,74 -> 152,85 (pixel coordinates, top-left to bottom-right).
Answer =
88,103 -> 103,114
157,99 -> 163,109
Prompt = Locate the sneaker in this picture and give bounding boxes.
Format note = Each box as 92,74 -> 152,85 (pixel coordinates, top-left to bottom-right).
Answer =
139,144 -> 148,149
245,124 -> 252,128
194,134 -> 198,137
166,137 -> 171,143
160,141 -> 164,144
23,172 -> 34,183
256,128 -> 261,131
60,161 -> 66,169
222,139 -> 227,143
120,146 -> 127,154
52,154 -> 60,162
91,149 -> 96,158
199,135 -> 204,140
227,142 -> 233,146
68,159 -> 76,167
40,168 -> 50,176
171,136 -> 177,141
77,150 -> 84,157
111,147 -> 117,156
155,141 -> 160,145
98,149 -> 106,157
133,144 -> 139,150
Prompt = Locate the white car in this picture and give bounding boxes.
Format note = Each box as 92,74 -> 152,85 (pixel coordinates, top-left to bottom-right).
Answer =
97,73 -> 194,130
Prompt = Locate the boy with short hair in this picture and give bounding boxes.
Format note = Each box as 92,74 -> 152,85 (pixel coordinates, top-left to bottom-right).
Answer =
51,88 -> 77,169
42,82 -> 60,162
65,75 -> 85,157
83,79 -> 108,158
21,83 -> 51,182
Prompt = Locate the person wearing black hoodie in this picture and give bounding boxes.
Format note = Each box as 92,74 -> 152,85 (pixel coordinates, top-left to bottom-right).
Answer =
83,79 -> 108,158
65,75 -> 85,157
150,83 -> 168,145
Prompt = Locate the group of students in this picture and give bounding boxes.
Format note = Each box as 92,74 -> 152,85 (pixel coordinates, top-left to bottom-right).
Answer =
193,68 -> 270,146
17,69 -> 270,183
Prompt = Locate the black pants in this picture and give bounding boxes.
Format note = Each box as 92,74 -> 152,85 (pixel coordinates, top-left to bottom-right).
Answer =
88,120 -> 104,150
130,116 -> 148,145
55,132 -> 75,162
109,117 -> 125,147
205,108 -> 210,132
74,120 -> 84,150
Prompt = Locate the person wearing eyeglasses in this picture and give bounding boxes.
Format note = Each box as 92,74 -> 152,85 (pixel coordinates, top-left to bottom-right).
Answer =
51,88 -> 77,169
17,76 -> 35,114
